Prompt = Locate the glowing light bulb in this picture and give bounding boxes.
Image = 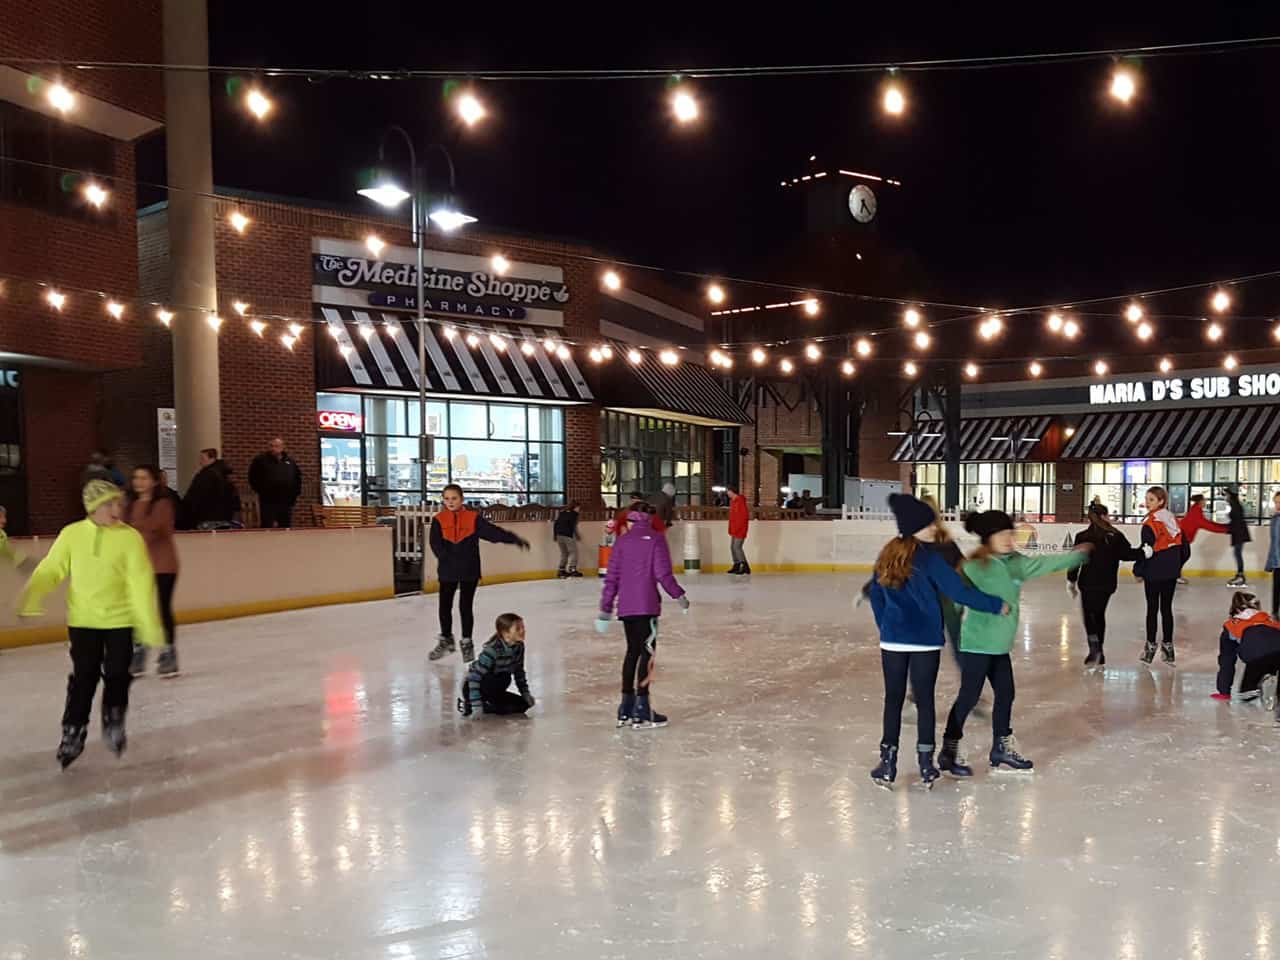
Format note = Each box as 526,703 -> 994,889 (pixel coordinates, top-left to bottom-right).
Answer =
156,308 -> 173,326
543,336 -> 555,352
659,348 -> 679,366
228,211 -> 250,233
490,254 -> 510,275
1093,359 -> 1109,376
1063,318 -> 1080,339
752,347 -> 767,365
805,343 -> 821,360
1064,426 -> 1076,438
365,235 -> 386,256
105,300 -> 124,319
709,349 -> 726,367
804,299 -> 820,317
520,341 -> 536,356
359,323 -> 375,340
556,345 -> 570,360
250,320 -> 267,337
83,182 -> 108,208
1224,354 -> 1239,371
1028,360 -> 1043,377
855,338 -> 872,357
589,347 -> 603,363
281,334 -> 297,351
444,326 -> 458,340
840,360 -> 856,376
465,333 -> 480,348
964,362 -> 979,379
903,307 -> 921,328
1125,303 -> 1143,324
1272,324 -> 1280,342
456,92 -> 486,127
707,284 -> 726,305
602,270 -> 622,291
47,82 -> 75,113
628,349 -> 643,365
779,358 -> 795,374
903,361 -> 919,378
600,344 -> 613,359
1136,321 -> 1153,341
288,322 -> 303,338
490,333 -> 507,351
671,89 -> 698,123
978,315 -> 1004,341
1159,357 -> 1173,373
1110,68 -> 1136,104
45,290 -> 66,311
883,84 -> 906,116
914,330 -> 931,350
245,88 -> 273,120
1047,312 -> 1064,333
206,314 -> 223,332
1206,321 -> 1224,342
232,300 -> 249,316
1211,289 -> 1231,313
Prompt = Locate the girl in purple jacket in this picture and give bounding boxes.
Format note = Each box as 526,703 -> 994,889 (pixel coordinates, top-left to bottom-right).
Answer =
597,505 -> 689,728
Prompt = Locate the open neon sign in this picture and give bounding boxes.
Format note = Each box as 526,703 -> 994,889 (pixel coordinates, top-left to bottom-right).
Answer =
317,410 -> 362,432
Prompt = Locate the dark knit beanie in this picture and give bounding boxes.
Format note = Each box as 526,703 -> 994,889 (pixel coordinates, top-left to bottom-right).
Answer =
888,493 -> 935,538
964,509 -> 1015,542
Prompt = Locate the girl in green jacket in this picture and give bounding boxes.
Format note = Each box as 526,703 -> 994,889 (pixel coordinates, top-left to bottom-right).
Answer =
937,510 -> 1091,776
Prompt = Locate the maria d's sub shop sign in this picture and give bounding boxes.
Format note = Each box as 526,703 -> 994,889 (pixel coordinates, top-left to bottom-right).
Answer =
1091,370 -> 1280,406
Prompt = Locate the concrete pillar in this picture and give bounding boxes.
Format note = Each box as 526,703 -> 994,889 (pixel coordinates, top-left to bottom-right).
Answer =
163,0 -> 220,489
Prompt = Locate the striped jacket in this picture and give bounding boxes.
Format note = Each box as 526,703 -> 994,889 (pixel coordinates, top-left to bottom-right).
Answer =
466,635 -> 530,708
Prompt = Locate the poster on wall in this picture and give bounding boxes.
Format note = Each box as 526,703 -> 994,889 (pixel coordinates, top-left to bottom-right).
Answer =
157,408 -> 177,475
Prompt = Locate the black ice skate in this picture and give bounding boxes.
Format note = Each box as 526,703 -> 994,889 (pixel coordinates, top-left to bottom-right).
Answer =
937,737 -> 973,777
428,634 -> 456,661
102,707 -> 127,758
460,638 -> 475,663
990,735 -> 1034,772
870,744 -> 898,789
156,645 -> 180,678
616,693 -> 635,728
630,693 -> 668,729
1160,642 -> 1176,666
1140,641 -> 1157,665
56,725 -> 87,770
1084,637 -> 1104,667
917,748 -> 941,789
739,562 -> 752,575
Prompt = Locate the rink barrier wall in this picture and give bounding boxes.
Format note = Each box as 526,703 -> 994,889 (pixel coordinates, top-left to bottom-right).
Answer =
0,527 -> 393,650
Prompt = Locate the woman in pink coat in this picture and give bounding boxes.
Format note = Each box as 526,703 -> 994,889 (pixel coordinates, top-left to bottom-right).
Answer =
597,505 -> 689,729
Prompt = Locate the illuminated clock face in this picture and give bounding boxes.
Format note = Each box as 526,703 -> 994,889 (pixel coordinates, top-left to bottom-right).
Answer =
848,184 -> 877,223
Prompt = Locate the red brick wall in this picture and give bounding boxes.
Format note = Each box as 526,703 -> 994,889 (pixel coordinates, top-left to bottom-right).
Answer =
740,379 -> 822,506
22,367 -> 99,533
564,406 -> 600,507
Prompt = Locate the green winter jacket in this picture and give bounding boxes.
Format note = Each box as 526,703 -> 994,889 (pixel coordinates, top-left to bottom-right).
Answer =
959,550 -> 1086,655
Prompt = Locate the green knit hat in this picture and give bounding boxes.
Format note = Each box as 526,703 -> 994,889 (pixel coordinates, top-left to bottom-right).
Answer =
83,479 -> 123,514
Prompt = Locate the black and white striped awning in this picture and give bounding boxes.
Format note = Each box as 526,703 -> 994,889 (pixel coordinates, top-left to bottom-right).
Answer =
597,340 -> 751,425
1062,405 -> 1280,459
890,416 -> 1053,462
315,306 -> 593,402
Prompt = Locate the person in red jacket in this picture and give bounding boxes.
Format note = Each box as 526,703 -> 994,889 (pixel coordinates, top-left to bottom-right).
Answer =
727,483 -> 751,575
1178,493 -> 1229,584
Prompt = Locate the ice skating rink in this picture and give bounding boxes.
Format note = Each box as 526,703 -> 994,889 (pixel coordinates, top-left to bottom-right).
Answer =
2,573 -> 1278,960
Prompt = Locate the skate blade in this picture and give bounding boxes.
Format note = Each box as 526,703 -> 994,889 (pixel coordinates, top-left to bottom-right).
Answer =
871,777 -> 895,791
915,779 -> 938,791
990,765 -> 1035,776
158,671 -> 182,679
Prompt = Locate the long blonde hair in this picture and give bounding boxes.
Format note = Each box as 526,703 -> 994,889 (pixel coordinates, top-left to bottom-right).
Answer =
875,536 -> 919,589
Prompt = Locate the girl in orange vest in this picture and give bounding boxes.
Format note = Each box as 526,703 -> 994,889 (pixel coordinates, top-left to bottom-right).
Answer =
1214,591 -> 1280,710
1136,485 -> 1187,665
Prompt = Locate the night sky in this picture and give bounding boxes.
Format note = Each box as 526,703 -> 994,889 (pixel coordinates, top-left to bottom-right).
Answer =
135,7 -> 1280,355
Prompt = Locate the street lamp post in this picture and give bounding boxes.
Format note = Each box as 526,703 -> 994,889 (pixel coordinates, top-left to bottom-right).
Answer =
358,131 -> 475,503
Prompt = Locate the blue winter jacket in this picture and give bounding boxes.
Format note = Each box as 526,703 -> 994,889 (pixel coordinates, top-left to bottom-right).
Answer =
1267,514 -> 1280,572
869,544 -> 1004,650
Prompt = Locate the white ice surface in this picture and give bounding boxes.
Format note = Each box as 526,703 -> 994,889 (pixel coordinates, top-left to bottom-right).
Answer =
1,573 -> 1278,959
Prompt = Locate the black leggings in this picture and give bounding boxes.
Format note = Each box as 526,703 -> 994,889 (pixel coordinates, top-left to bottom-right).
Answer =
1081,589 -> 1111,645
465,673 -> 532,715
621,616 -> 658,694
945,652 -> 1015,742
438,579 -> 478,639
880,649 -> 941,750
1144,579 -> 1177,648
1241,652 -> 1280,693
156,572 -> 177,648
63,627 -> 133,727
1234,543 -> 1246,577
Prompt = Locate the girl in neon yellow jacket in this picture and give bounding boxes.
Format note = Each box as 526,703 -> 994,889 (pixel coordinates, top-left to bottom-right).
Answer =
19,480 -> 163,768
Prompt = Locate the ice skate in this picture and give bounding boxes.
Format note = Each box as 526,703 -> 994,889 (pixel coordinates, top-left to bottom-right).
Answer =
156,645 -> 180,678
460,638 -> 475,663
937,737 -> 973,777
428,634 -> 455,661
129,643 -> 147,677
101,706 -> 127,758
616,692 -> 635,728
1227,575 -> 1247,588
727,562 -> 742,575
739,562 -> 752,575
56,725 -> 87,770
990,735 -> 1034,772
1140,641 -> 1157,665
1259,673 -> 1278,712
568,569 -> 583,578
917,748 -> 941,789
1084,637 -> 1103,668
870,744 -> 898,789
630,692 -> 668,729
1160,641 -> 1176,666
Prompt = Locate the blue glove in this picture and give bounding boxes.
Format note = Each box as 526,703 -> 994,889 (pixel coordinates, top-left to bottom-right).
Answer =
594,615 -> 611,634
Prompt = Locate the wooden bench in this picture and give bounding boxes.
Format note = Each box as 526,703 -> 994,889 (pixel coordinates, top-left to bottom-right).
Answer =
310,505 -> 388,528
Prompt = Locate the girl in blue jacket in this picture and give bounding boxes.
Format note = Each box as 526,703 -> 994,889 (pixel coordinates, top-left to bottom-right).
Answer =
868,494 -> 1006,789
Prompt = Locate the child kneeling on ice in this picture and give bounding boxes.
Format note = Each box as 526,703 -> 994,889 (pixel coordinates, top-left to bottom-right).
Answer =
457,613 -> 535,717
1213,592 -> 1280,715
938,510 -> 1091,776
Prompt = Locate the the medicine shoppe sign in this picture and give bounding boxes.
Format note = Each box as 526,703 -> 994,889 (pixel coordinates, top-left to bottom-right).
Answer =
311,237 -> 571,328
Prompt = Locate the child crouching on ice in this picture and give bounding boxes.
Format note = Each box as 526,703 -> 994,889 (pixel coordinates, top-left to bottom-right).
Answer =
937,510 -> 1091,777
1214,592 -> 1280,716
458,613 -> 535,717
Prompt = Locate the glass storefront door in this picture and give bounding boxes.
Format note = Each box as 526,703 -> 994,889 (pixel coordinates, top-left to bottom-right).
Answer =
320,437 -> 363,505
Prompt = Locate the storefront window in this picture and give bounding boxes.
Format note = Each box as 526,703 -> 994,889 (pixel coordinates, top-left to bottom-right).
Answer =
910,462 -> 1056,521
319,396 -> 565,507
600,410 -> 704,507
1084,457 -> 1280,524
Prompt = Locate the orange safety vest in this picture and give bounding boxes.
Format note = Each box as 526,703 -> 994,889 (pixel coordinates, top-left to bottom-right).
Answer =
1143,512 -> 1184,553
1223,610 -> 1280,640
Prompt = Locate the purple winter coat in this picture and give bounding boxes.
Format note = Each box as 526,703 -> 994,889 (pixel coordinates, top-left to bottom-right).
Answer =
600,512 -> 686,618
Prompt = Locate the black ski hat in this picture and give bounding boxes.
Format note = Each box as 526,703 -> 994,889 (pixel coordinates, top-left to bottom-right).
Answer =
888,493 -> 935,538
964,510 -> 1015,542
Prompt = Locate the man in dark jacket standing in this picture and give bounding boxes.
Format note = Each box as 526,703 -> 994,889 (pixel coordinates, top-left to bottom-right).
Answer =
554,501 -> 582,578
185,448 -> 241,527
248,437 -> 302,529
